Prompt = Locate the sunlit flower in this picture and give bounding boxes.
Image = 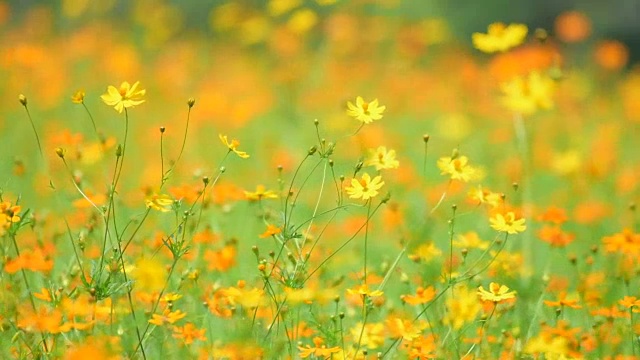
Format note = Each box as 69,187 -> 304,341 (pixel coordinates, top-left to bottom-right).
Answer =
71,90 -> 85,104
219,134 -> 250,159
100,81 -> 146,113
437,155 -> 477,182
501,71 -> 555,115
346,96 -> 386,124
472,22 -> 528,53
244,185 -> 278,201
477,282 -> 517,303
364,146 -> 399,170
468,185 -> 502,208
490,212 -> 526,234
345,173 -> 384,201
145,193 -> 174,212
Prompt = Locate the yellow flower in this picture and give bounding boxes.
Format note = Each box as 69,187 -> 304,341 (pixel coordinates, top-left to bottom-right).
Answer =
364,146 -> 399,170
148,308 -> 187,326
477,282 -> 517,303
346,96 -> 386,124
501,71 -> 555,115
347,284 -> 384,298
244,185 -> 278,201
345,173 -> 384,201
100,81 -> 146,113
490,212 -> 526,234
71,90 -> 85,104
219,134 -> 250,159
259,224 -> 282,238
472,22 -> 528,53
468,185 -> 502,208
443,285 -> 481,330
145,193 -> 174,212
437,155 -> 477,182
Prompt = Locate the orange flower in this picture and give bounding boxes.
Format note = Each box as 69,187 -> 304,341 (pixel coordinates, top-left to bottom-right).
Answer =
297,337 -> 341,358
544,292 -> 582,309
259,224 -> 281,238
537,206 -> 568,224
401,286 -> 436,305
172,323 -> 206,344
537,225 -> 575,247
347,284 -> 384,298
149,308 -> 187,326
204,244 -> 237,271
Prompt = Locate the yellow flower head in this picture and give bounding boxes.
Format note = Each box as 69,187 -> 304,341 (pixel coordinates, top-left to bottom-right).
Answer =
145,193 -> 174,212
244,185 -> 278,201
101,81 -> 146,113
71,90 -> 85,104
472,22 -> 528,53
219,134 -> 250,159
437,155 -> 477,182
364,146 -> 399,170
490,211 -> 526,234
477,282 -> 517,303
345,173 -> 384,201
501,71 -> 555,115
347,96 -> 386,124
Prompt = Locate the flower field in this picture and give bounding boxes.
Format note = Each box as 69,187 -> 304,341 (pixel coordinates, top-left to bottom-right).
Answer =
1,1 -> 640,359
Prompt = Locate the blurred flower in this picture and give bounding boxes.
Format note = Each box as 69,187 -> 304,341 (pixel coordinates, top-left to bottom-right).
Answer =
259,224 -> 282,238
287,9 -> 317,34
148,308 -> 187,326
244,185 -> 278,201
500,71 -> 555,115
364,146 -> 399,170
219,134 -> 250,159
172,323 -> 206,345
345,173 -> 384,200
298,337 -> 341,359
437,155 -> 477,182
554,11 -> 591,43
145,193 -> 174,212
472,23 -> 528,53
594,40 -> 629,71
468,185 -> 501,207
477,282 -> 516,303
490,212 -> 526,234
401,286 -> 436,305
443,285 -> 481,329
71,89 -> 85,104
544,292 -> 581,309
347,96 -> 386,124
100,81 -> 146,113
347,284 -> 383,298
131,258 -> 165,292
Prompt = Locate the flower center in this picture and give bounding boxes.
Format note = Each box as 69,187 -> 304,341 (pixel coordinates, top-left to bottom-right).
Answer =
362,102 -> 370,114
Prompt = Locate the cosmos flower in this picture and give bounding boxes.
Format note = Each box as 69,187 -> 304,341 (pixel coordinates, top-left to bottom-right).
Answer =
477,282 -> 517,303
347,96 -> 386,124
345,173 -> 385,201
100,81 -> 146,113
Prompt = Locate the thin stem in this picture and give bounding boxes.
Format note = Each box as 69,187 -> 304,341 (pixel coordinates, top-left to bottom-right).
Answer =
22,105 -> 44,158
81,102 -> 99,139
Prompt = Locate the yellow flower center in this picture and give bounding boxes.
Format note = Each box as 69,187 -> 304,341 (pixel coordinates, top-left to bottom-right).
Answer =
362,102 -> 370,114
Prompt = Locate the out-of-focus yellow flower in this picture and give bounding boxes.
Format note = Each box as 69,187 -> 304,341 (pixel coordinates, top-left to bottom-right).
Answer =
345,173 -> 384,201
347,96 -> 386,124
219,134 -> 250,159
437,155 -> 477,182
244,185 -> 278,201
364,146 -> 399,170
101,81 -> 146,113
145,193 -> 174,212
468,185 -> 502,208
347,284 -> 384,298
443,285 -> 481,330
472,22 -> 528,53
131,258 -> 165,292
501,71 -> 555,115
268,0 -> 300,17
71,90 -> 85,104
477,282 -> 517,303
408,242 -> 443,263
490,212 -> 526,234
287,9 -> 317,34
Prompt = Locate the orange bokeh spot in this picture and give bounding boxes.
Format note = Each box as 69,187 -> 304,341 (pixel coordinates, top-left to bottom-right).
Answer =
594,40 -> 629,71
554,11 -> 592,43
